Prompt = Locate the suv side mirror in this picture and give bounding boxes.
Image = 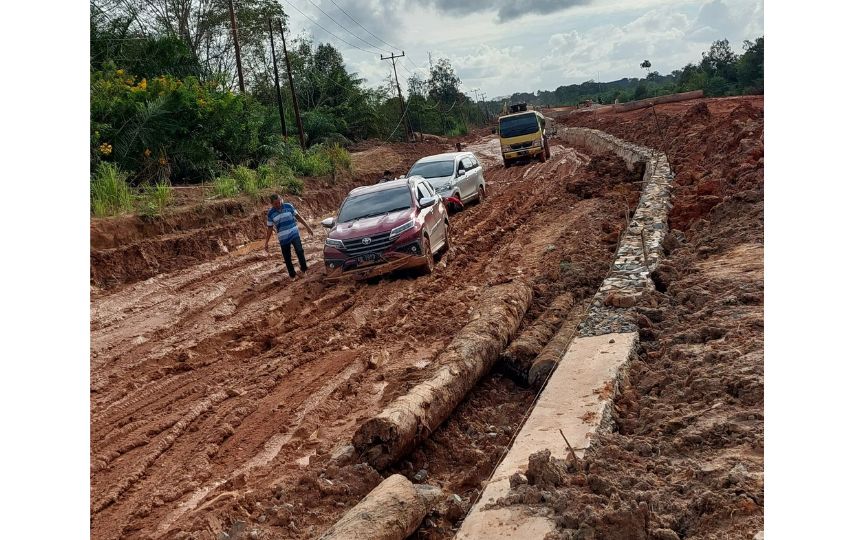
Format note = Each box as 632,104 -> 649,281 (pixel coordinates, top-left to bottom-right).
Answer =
457,168 -> 466,177
321,217 -> 335,228
418,196 -> 438,209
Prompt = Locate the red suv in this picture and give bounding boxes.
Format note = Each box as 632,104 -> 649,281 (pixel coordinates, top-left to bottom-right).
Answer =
320,176 -> 451,280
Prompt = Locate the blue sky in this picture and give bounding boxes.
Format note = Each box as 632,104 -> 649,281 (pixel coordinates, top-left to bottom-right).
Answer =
282,0 -> 764,98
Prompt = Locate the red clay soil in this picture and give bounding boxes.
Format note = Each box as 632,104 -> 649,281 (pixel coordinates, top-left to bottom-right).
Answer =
90,134 -> 640,540
492,97 -> 764,539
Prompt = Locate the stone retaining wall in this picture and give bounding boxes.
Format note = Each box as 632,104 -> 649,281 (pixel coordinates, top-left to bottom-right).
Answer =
558,127 -> 674,336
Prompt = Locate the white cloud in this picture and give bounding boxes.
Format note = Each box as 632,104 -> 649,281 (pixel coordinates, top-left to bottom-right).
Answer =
285,0 -> 763,96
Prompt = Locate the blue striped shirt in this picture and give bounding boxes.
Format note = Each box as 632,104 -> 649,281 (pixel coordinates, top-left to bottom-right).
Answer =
267,203 -> 299,243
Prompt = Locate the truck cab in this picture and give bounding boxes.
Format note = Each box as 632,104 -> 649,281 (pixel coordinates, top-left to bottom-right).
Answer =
497,104 -> 551,168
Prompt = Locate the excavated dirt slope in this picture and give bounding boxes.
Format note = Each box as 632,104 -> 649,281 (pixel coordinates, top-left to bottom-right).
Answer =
90,134 -> 641,539
490,97 -> 764,540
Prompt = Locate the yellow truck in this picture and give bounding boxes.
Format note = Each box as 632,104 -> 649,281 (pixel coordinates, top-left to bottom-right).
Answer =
496,104 -> 551,168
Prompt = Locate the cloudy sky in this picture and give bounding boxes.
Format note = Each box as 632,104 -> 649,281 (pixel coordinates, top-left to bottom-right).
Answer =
281,0 -> 764,99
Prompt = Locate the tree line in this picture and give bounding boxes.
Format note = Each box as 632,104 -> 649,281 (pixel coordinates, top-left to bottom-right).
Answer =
492,37 -> 764,109
90,0 -> 488,185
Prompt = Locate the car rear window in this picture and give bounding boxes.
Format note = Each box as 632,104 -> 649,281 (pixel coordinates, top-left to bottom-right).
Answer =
500,113 -> 540,138
338,187 -> 412,223
408,160 -> 455,178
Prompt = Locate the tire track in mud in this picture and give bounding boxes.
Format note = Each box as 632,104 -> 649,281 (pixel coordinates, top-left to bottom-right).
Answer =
90,137 -> 638,540
92,390 -> 229,514
155,358 -> 365,537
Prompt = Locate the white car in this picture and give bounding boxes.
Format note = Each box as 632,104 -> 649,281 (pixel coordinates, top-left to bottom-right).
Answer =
406,152 -> 487,210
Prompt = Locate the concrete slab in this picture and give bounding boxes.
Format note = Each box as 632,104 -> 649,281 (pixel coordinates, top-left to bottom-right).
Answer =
455,332 -> 638,540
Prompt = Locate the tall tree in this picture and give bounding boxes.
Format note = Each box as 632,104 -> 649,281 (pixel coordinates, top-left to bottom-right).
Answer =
428,58 -> 461,106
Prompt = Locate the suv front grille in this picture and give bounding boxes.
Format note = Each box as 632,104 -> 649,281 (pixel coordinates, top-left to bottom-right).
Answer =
342,232 -> 393,256
510,141 -> 533,150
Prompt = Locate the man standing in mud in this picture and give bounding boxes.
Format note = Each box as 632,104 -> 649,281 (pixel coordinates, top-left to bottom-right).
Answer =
264,194 -> 314,280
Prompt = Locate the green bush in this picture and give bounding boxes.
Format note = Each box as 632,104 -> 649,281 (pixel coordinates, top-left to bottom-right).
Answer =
320,143 -> 351,173
302,149 -> 334,176
231,165 -> 258,195
446,123 -> 468,137
268,139 -> 340,177
256,164 -> 274,189
138,180 -> 173,215
91,162 -> 134,217
90,70 -> 263,183
281,176 -> 305,196
212,176 -> 238,198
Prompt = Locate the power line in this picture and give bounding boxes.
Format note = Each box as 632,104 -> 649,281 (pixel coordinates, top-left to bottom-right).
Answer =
301,0 -> 392,55
328,0 -> 404,52
280,0 -> 382,55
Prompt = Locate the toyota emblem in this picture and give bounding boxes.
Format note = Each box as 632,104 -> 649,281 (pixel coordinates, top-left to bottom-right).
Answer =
361,237 -> 372,245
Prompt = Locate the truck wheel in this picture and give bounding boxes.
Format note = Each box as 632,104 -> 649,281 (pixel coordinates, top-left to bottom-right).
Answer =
539,150 -> 546,163
544,138 -> 551,159
503,158 -> 511,168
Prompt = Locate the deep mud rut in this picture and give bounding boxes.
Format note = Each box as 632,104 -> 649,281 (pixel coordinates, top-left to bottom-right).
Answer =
90,131 -> 641,539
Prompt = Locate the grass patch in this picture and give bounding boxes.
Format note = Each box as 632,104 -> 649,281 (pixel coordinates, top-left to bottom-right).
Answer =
281,175 -> 304,196
256,164 -> 275,189
138,180 -> 173,216
211,176 -> 238,198
231,165 -> 258,196
91,162 -> 134,217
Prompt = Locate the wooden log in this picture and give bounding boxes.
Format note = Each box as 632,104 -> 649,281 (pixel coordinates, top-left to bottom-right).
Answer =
319,474 -> 442,540
613,90 -> 704,113
353,280 -> 533,469
527,311 -> 581,388
499,292 -> 574,384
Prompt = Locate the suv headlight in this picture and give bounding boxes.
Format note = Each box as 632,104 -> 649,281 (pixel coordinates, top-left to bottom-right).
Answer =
325,237 -> 345,248
390,219 -> 415,238
501,145 -> 512,152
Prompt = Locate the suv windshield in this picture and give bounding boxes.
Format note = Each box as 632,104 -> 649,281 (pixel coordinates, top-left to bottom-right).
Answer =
500,113 -> 540,138
338,187 -> 412,223
407,160 -> 455,178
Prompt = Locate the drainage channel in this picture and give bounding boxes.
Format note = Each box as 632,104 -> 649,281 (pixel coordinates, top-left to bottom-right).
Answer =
457,128 -> 673,539
317,129 -> 670,540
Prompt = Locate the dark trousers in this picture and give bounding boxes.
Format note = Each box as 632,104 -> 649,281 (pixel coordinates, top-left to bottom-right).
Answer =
279,235 -> 307,278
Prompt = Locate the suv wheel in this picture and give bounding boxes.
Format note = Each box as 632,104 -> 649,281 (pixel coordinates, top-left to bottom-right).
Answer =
442,221 -> 451,252
476,185 -> 486,203
421,235 -> 435,274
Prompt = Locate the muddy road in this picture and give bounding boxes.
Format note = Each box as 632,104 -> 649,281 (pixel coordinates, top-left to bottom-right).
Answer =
90,133 -> 641,539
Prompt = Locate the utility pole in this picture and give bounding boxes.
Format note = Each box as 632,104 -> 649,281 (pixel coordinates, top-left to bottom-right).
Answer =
268,18 -> 287,139
278,19 -> 305,150
381,51 -> 410,140
227,0 -> 245,92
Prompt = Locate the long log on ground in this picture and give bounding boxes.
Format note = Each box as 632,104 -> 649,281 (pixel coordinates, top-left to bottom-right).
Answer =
318,474 -> 443,540
613,89 -> 704,113
353,280 -> 533,470
527,303 -> 586,387
499,292 -> 574,384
